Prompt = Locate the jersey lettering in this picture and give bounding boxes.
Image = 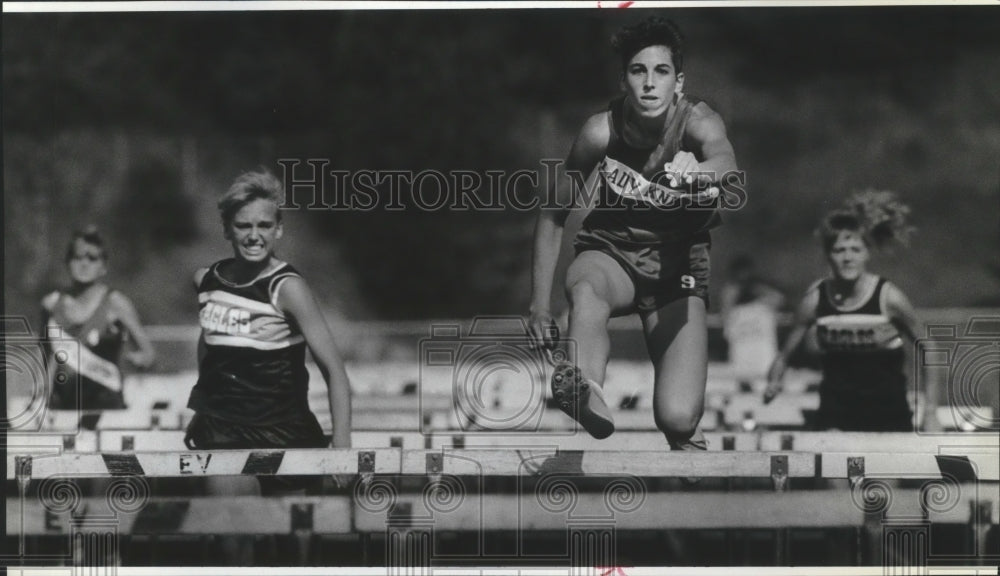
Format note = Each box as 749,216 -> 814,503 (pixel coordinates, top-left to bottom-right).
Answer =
815,314 -> 902,352
817,325 -> 877,350
199,302 -> 251,335
602,158 -> 683,208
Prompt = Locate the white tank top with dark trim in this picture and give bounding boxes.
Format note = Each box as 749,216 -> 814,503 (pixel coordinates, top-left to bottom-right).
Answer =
814,276 -> 907,403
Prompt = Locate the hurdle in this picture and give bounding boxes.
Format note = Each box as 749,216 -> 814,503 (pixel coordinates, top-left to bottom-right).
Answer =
11,488 -> 994,537
9,487 -> 996,567
11,449 -> 998,485
351,488 -> 997,532
8,430 -> 997,455
9,449 -> 803,494
758,431 -> 1000,453
8,449 -> 398,483
8,447 -> 998,567
9,496 -> 354,536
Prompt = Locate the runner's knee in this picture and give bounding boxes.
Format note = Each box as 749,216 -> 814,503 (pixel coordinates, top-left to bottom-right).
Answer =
567,280 -> 610,319
655,405 -> 702,439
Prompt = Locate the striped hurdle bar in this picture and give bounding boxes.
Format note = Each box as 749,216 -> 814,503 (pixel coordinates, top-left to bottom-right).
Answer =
822,453 -> 1000,487
10,449 -> 998,487
409,449 -> 998,482
758,431 -> 1000,453
9,449 -> 399,485
10,449 -> 802,489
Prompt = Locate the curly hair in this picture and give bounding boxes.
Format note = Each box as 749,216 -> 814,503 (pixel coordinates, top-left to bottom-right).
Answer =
817,189 -> 915,252
218,169 -> 284,228
611,16 -> 684,72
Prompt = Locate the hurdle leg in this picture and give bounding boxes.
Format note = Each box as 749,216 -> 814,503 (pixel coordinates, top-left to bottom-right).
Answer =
774,528 -> 788,565
291,502 -> 315,566
854,526 -> 863,566
973,500 -> 993,564
150,534 -> 159,567
222,536 -> 254,566
861,505 -> 882,565
292,531 -> 312,566
361,533 -> 371,566
829,530 -> 844,565
725,530 -> 734,565
201,536 -> 213,565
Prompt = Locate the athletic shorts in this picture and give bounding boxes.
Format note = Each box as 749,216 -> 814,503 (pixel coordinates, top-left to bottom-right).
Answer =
184,411 -> 327,494
574,229 -> 711,313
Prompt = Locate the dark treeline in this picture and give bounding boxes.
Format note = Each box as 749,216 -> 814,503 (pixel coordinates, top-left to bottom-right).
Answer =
4,8 -> 999,322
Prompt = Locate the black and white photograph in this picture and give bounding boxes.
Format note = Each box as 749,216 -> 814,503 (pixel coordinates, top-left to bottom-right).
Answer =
3,1 -> 999,573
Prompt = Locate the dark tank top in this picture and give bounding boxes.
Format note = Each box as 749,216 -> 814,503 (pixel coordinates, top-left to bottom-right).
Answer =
47,287 -> 127,410
580,93 -> 722,245
814,277 -> 908,410
187,260 -> 312,425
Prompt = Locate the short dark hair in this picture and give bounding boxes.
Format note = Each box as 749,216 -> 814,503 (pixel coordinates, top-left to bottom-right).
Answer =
65,225 -> 106,263
611,16 -> 684,72
218,169 -> 284,228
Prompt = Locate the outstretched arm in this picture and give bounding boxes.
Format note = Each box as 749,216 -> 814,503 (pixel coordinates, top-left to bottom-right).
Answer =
764,288 -> 819,404
529,112 -> 609,349
39,292 -> 59,357
884,282 -> 939,431
110,292 -> 156,369
666,102 -> 738,186
193,268 -> 209,366
277,276 -> 352,448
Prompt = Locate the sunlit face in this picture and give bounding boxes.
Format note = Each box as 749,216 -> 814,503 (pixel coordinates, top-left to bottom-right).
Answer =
225,198 -> 283,264
827,230 -> 870,281
622,45 -> 684,118
67,239 -> 107,285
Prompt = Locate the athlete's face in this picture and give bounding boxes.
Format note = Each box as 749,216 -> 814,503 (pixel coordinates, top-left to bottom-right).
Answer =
622,45 -> 684,118
827,230 -> 870,281
67,239 -> 107,285
225,198 -> 283,264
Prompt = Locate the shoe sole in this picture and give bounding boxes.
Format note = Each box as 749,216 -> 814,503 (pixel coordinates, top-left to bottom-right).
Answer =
551,365 -> 615,439
671,431 -> 709,486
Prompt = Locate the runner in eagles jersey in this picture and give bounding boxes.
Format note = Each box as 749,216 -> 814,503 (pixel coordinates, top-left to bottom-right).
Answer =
185,169 -> 352,494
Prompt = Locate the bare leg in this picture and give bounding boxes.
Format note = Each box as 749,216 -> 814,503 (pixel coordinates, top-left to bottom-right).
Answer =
558,251 -> 635,438
564,251 -> 635,383
641,296 -> 709,449
205,477 -> 260,565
